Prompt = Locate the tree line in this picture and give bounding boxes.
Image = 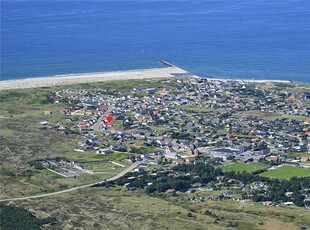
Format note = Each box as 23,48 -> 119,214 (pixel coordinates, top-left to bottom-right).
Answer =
106,162 -> 310,207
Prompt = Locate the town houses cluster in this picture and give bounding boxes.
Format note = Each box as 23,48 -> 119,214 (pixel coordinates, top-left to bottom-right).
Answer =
40,77 -> 309,167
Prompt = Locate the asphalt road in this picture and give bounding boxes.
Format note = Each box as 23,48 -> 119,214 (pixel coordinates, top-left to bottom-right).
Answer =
92,105 -> 114,131
92,114 -> 105,131
0,160 -> 144,202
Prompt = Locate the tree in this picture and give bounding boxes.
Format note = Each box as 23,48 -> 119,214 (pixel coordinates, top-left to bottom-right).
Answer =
187,212 -> 194,218
204,210 -> 212,216
28,161 -> 44,170
292,193 -> 304,207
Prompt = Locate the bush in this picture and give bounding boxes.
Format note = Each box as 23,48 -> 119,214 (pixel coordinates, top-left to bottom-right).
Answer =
227,222 -> 239,227
28,161 -> 44,170
0,204 -> 56,230
187,212 -> 194,218
204,210 -> 212,216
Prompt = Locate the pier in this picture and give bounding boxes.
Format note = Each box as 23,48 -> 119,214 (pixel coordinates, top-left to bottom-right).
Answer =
160,60 -> 198,78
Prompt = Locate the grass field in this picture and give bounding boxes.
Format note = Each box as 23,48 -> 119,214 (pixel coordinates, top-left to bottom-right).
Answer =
259,166 -> 310,180
241,110 -> 309,121
174,105 -> 228,113
221,163 -> 267,173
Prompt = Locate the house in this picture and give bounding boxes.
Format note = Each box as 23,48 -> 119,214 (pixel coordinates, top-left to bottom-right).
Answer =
165,189 -> 175,193
186,188 -> 196,193
139,163 -> 149,168
185,157 -> 195,164
39,121 -> 48,126
285,192 -> 293,197
165,148 -> 179,159
283,202 -> 294,206
271,156 -> 278,162
165,152 -> 179,159
44,110 -> 52,115
240,199 -> 251,203
222,191 -> 233,197
252,181 -> 265,189
127,187 -> 137,191
59,109 -> 70,115
96,149 -> 114,155
303,194 -> 310,201
303,92 -> 310,99
173,159 -> 184,165
283,161 -> 300,167
301,156 -> 309,162
262,201 -> 273,206
192,183 -> 203,188
194,197 -> 204,202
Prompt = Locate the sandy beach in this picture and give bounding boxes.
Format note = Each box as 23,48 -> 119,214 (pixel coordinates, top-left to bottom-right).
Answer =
0,65 -> 295,91
0,67 -> 188,90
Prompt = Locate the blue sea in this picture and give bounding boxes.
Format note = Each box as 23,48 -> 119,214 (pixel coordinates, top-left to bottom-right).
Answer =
1,0 -> 310,83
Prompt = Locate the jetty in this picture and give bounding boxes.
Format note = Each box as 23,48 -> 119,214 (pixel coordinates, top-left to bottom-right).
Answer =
160,60 -> 198,78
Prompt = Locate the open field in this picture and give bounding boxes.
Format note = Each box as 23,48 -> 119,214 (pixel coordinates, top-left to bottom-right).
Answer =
221,163 -> 267,173
259,166 -> 310,180
82,162 -> 122,171
241,110 -> 309,121
175,105 -> 228,114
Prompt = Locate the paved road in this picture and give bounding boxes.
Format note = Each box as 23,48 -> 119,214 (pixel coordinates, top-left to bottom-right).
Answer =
92,114 -> 105,131
0,160 -> 144,202
92,105 -> 114,131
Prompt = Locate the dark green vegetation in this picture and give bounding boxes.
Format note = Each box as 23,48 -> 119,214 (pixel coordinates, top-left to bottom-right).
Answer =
0,204 -> 56,230
98,162 -> 310,208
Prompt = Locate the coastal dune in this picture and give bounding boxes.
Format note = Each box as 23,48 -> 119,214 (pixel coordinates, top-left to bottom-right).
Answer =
0,67 -> 188,90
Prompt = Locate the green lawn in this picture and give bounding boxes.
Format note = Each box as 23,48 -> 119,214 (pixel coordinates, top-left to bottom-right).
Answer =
259,166 -> 310,180
174,105 -> 228,113
241,110 -> 309,121
221,163 -> 267,173
82,162 -> 122,171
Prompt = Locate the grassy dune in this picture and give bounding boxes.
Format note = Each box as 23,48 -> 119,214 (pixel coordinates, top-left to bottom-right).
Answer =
9,187 -> 310,230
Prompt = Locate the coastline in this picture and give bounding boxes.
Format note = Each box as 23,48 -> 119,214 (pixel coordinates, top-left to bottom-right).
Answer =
0,67 -> 188,91
0,65 -> 296,91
